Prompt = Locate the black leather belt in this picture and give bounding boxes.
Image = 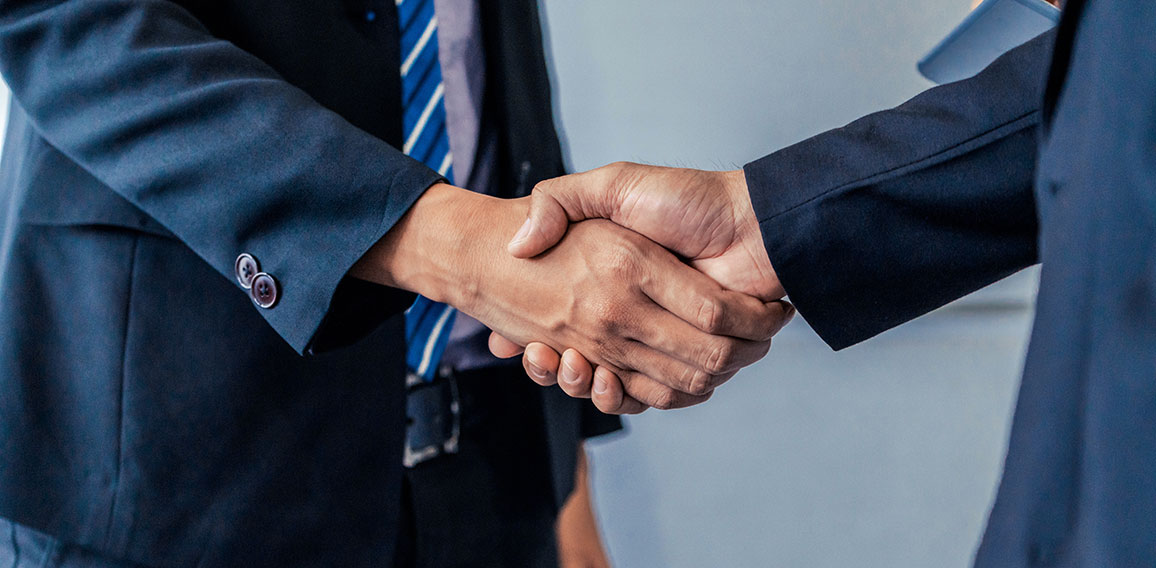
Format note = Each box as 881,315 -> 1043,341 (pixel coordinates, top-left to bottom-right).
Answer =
404,366 -> 515,468
403,368 -> 461,468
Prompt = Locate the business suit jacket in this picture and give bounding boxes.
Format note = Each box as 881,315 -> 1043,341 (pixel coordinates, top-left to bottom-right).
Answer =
747,1 -> 1156,565
0,1 -> 615,566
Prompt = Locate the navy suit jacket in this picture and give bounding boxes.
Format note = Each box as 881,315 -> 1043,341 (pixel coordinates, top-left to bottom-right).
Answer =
748,1 -> 1156,565
0,0 -> 615,566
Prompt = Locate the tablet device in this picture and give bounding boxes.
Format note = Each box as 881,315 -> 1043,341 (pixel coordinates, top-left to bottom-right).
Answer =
918,0 -> 1060,85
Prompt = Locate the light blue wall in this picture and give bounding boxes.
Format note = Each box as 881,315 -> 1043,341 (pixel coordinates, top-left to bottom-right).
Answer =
541,0 -> 969,171
538,2 -> 1038,567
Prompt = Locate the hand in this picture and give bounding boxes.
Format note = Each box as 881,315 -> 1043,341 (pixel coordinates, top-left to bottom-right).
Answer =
353,184 -> 788,411
487,163 -> 789,413
509,162 -> 780,299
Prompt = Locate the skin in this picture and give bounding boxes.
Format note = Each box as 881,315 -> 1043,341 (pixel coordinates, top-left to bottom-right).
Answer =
557,446 -> 612,568
488,163 -> 791,414
351,183 -> 792,410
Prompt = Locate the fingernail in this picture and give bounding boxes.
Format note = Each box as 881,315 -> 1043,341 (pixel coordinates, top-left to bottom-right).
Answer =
594,376 -> 609,395
526,361 -> 547,380
561,360 -> 579,384
508,218 -> 533,248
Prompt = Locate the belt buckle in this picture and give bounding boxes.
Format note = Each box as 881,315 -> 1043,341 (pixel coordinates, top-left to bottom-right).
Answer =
403,369 -> 460,468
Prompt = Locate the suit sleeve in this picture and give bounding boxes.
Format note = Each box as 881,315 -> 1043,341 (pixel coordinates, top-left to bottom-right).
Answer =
0,0 -> 440,355
744,30 -> 1056,350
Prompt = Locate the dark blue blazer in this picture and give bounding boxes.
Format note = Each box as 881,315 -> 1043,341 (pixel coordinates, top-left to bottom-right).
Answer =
747,1 -> 1156,565
0,1 -> 615,566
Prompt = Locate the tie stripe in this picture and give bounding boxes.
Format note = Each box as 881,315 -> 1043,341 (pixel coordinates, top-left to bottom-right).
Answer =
402,53 -> 438,106
401,16 -> 438,77
399,1 -> 457,382
435,148 -> 453,176
413,119 -> 449,166
415,302 -> 456,377
403,82 -> 445,155
396,0 -> 429,29
418,127 -> 450,168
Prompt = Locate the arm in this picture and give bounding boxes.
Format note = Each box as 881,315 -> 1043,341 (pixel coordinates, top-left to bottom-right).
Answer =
0,0 -> 439,354
747,29 -> 1054,349
499,30 -> 1056,412
556,446 -> 612,568
0,0 -> 785,393
555,402 -> 620,566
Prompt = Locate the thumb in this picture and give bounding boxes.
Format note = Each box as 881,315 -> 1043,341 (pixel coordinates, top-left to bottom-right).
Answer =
507,182 -> 572,258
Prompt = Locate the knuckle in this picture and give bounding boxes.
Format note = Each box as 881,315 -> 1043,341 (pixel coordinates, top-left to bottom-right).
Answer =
704,340 -> 737,375
588,298 -> 622,334
649,388 -> 679,411
607,161 -> 634,179
590,334 -> 625,366
529,178 -> 554,197
602,162 -> 644,204
682,367 -> 713,396
601,246 -> 637,278
696,297 -> 725,334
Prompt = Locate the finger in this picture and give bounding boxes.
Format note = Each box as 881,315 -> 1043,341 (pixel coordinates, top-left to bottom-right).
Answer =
634,313 -> 770,382
602,332 -> 738,396
571,339 -> 713,410
488,332 -> 525,359
639,252 -> 788,341
557,349 -> 595,399
613,368 -> 713,411
620,302 -> 765,393
767,300 -> 797,335
508,166 -> 625,258
591,367 -> 648,415
522,342 -> 561,386
507,182 -> 572,258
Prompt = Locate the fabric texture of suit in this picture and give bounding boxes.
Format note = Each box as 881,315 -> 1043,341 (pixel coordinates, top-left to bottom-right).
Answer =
0,0 -> 617,566
747,1 -> 1156,565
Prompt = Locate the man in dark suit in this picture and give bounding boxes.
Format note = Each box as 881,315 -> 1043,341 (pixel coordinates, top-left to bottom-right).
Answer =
0,0 -> 793,566
507,0 -> 1156,564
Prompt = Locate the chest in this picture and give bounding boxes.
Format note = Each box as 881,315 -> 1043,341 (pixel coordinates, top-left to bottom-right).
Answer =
1035,0 -> 1156,239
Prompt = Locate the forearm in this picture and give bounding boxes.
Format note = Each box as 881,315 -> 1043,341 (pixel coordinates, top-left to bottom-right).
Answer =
0,0 -> 441,353
746,30 -> 1055,350
557,446 -> 611,568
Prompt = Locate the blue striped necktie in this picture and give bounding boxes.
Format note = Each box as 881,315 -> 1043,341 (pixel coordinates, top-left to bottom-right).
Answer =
399,0 -> 457,384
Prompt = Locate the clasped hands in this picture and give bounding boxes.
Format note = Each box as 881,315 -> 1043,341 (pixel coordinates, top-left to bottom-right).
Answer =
355,162 -> 791,415
487,163 -> 792,414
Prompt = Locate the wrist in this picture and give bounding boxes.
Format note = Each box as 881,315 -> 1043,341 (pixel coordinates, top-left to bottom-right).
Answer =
721,169 -> 783,299
351,183 -> 531,314
351,184 -> 492,306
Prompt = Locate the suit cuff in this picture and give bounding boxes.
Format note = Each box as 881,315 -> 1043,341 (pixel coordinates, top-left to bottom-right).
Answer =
253,162 -> 443,356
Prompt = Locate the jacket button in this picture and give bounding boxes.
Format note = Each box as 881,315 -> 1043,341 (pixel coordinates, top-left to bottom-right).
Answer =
235,254 -> 260,289
250,273 -> 279,308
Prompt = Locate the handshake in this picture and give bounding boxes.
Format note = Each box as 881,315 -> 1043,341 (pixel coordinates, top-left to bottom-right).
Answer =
357,161 -> 795,415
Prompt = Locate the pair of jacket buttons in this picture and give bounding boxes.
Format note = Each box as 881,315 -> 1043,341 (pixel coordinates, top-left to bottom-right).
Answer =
234,253 -> 279,309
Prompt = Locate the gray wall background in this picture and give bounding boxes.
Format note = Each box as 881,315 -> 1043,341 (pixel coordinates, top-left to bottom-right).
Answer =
537,1 -> 1039,567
